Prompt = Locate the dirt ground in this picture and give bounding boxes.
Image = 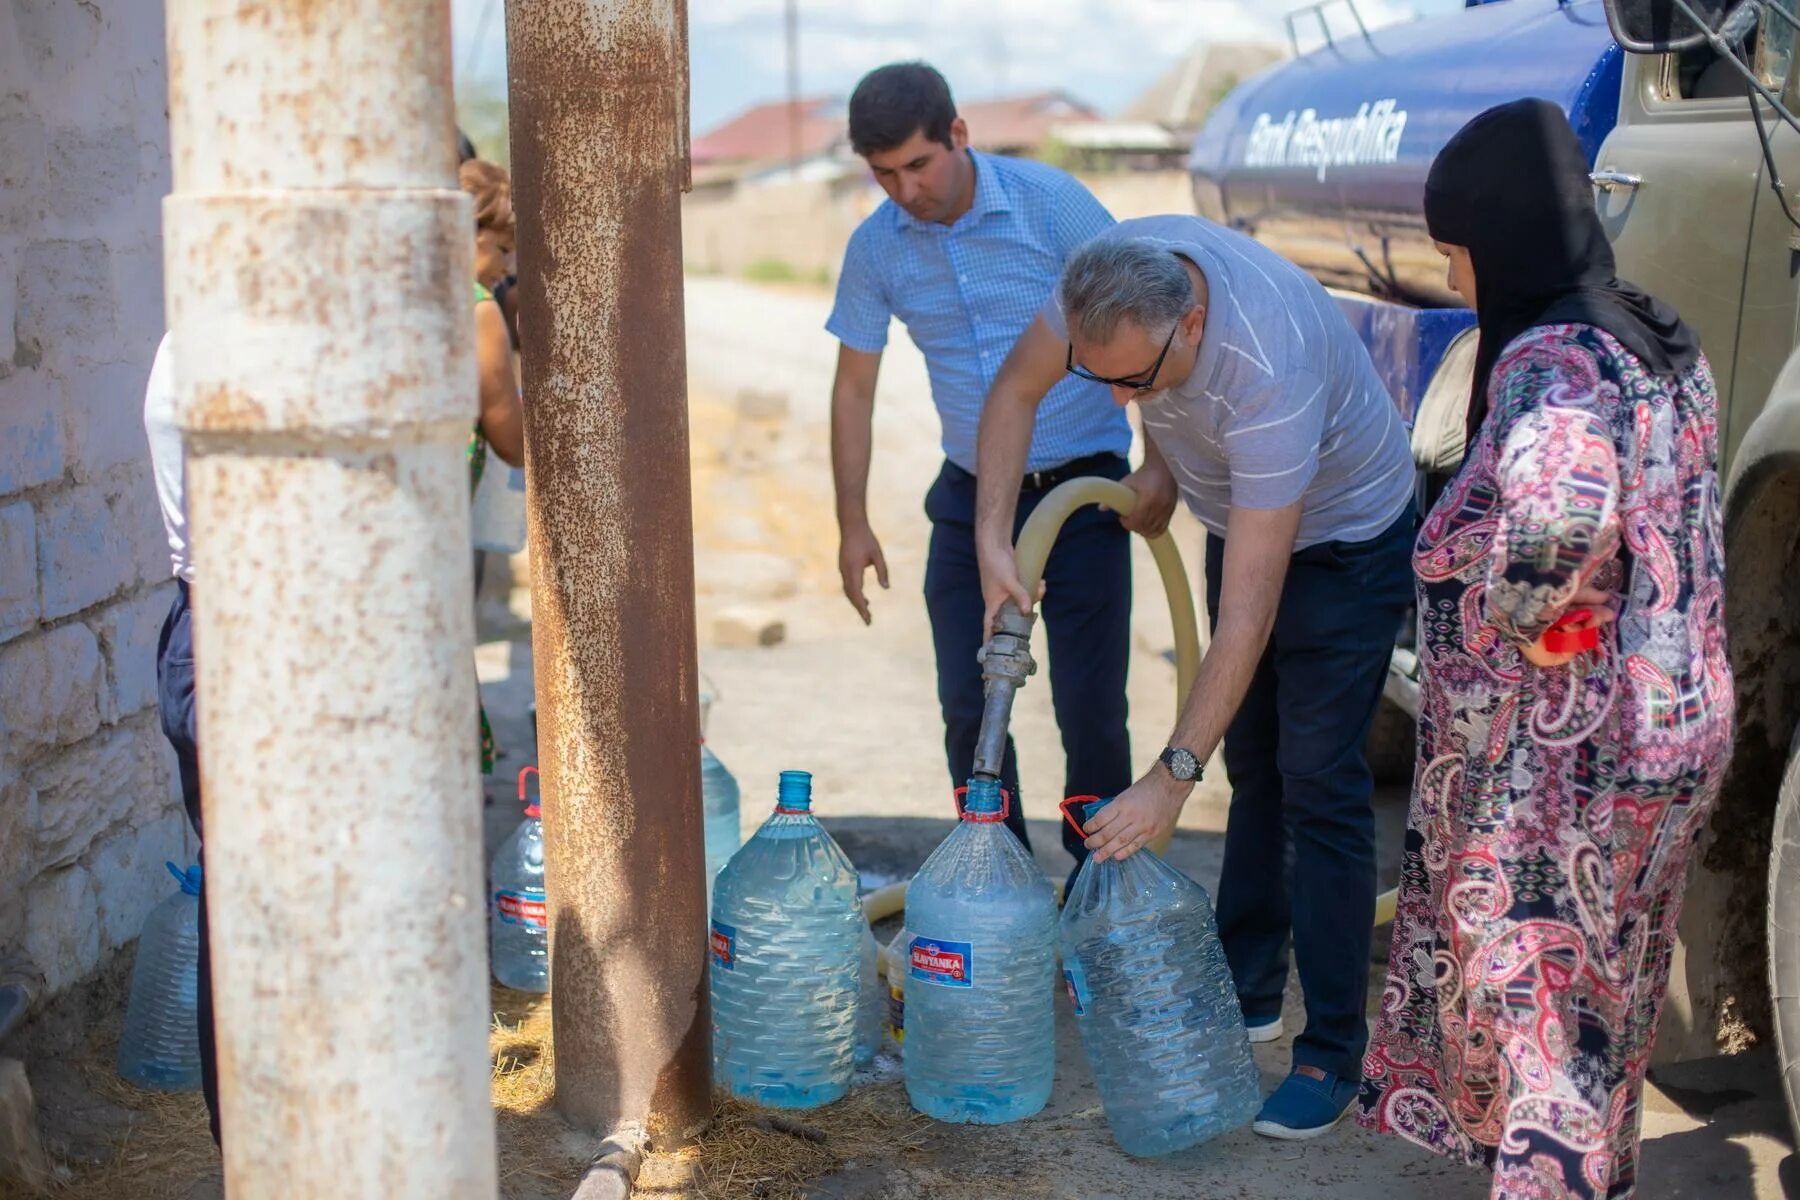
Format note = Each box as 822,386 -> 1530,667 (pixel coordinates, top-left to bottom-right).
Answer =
15,275 -> 1797,1199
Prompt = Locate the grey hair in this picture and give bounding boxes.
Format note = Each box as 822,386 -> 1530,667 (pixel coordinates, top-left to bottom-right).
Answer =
1059,238 -> 1194,345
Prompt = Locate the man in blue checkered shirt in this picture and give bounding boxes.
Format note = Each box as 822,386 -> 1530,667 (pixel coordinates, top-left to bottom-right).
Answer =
826,62 -> 1177,879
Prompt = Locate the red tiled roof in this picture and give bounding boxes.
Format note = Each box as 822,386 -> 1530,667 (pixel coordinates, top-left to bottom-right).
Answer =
962,91 -> 1102,152
691,96 -> 845,166
691,89 -> 1103,169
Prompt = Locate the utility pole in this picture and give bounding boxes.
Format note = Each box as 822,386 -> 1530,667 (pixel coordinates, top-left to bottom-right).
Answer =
786,0 -> 803,178
505,0 -> 713,1145
162,2 -> 496,1194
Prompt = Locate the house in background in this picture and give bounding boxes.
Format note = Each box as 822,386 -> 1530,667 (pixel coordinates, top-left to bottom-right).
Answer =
1056,39 -> 1289,171
958,90 -> 1101,156
1122,39 -> 1288,138
689,87 -> 1106,191
690,95 -> 849,189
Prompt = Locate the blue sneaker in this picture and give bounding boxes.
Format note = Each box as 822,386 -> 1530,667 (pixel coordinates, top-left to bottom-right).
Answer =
1251,1066 -> 1358,1140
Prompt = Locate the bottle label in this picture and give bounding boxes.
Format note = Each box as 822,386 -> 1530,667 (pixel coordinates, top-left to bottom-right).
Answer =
1063,957 -> 1091,1017
493,889 -> 547,930
909,935 -> 972,988
710,920 -> 736,971
887,981 -> 905,1041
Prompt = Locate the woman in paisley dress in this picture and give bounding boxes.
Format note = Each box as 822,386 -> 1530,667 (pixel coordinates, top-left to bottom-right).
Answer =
1358,99 -> 1733,1199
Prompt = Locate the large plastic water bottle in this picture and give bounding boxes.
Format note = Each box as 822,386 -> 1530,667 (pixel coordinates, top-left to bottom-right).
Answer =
490,766 -> 547,993
711,770 -> 863,1108
700,740 -> 741,897
903,778 -> 1057,1123
856,924 -> 882,1066
117,863 -> 202,1091
698,690 -> 741,901
1057,796 -> 1260,1156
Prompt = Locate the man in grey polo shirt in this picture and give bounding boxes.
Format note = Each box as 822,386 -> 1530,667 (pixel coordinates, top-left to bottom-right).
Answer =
974,213 -> 1415,1140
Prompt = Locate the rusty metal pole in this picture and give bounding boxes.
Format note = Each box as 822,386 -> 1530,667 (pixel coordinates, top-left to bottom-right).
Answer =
504,0 -> 712,1144
163,3 -> 496,1195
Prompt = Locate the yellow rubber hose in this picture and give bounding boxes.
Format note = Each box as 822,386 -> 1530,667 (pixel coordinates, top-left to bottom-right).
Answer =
869,475 -> 1398,973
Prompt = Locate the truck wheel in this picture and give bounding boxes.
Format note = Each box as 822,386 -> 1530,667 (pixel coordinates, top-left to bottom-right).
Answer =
1365,696 -> 1418,786
1766,722 -> 1800,1146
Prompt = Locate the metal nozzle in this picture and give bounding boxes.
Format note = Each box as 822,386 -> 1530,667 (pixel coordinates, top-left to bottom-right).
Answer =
971,600 -> 1038,779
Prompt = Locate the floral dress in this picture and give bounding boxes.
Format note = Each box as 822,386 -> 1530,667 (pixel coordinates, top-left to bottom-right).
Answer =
1358,324 -> 1734,1199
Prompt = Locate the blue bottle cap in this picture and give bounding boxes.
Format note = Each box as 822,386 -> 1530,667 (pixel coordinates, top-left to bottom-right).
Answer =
962,776 -> 1005,817
165,861 -> 202,897
775,770 -> 813,813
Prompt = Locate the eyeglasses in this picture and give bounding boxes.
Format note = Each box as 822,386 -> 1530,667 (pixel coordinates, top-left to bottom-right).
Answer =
1065,315 -> 1185,394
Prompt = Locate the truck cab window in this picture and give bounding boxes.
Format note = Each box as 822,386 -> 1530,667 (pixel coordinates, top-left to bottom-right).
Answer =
1674,10 -> 1795,99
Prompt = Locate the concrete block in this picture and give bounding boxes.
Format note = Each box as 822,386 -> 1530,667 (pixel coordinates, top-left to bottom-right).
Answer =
736,388 -> 791,423
695,549 -> 799,601
0,623 -> 103,752
0,768 -> 37,911
0,503 -> 38,643
0,368 -> 66,495
46,124 -> 137,230
712,607 -> 788,649
31,721 -> 165,870
0,104 -> 47,235
11,0 -> 103,76
96,584 -> 173,721
109,243 -> 165,364
16,239 -> 115,365
35,464 -> 158,619
0,1058 -> 54,1195
62,360 -> 152,483
23,864 -> 98,995
90,812 -> 193,951
0,240 -> 17,367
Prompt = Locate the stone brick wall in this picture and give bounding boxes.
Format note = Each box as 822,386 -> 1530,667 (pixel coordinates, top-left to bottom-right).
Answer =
0,0 -> 194,996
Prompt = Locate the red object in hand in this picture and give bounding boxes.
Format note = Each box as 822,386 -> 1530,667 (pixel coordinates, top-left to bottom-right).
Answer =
1542,608 -> 1600,654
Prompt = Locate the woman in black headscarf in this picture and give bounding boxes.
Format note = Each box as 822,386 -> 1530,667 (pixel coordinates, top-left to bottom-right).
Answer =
1358,99 -> 1734,1199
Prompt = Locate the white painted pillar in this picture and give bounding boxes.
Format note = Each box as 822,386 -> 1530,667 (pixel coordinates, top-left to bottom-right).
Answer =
163,3 -> 496,1194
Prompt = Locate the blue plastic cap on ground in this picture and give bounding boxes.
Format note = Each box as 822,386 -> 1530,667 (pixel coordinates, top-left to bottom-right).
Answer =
964,776 -> 1003,814
776,769 -> 813,810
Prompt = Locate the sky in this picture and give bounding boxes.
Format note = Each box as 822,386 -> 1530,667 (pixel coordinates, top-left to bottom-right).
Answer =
451,0 -> 1471,132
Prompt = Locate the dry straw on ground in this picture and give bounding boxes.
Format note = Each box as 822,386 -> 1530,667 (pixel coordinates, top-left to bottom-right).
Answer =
41,981 -> 924,1200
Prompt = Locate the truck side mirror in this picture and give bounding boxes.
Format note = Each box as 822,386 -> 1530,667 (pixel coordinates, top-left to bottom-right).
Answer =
1601,0 -> 1757,54
1412,327 -> 1479,475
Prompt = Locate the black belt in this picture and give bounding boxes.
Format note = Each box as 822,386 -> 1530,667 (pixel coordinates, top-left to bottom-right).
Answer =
1020,452 -> 1125,493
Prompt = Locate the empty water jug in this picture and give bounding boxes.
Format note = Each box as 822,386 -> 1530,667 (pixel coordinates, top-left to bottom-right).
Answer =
491,767 -> 547,993
117,862 -> 202,1091
701,739 -> 741,899
903,779 -> 1056,1123
856,924 -> 882,1066
711,770 -> 863,1108
1057,796 -> 1260,1156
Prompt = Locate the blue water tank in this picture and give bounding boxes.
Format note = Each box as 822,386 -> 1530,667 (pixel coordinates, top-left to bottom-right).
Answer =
1191,0 -> 1622,306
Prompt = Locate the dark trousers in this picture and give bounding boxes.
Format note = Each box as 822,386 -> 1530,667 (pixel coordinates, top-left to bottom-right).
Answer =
1206,504 -> 1415,1080
156,580 -> 220,1146
922,456 -> 1134,866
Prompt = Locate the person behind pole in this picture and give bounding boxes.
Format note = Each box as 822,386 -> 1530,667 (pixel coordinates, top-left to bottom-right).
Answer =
458,158 -> 525,778
1358,98 -> 1732,1200
826,62 -> 1174,885
975,213 -> 1416,1139
145,333 -> 220,1147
